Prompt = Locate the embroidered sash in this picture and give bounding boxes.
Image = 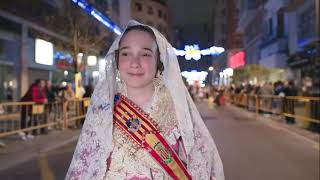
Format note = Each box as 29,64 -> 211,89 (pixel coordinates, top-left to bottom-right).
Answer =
113,94 -> 192,180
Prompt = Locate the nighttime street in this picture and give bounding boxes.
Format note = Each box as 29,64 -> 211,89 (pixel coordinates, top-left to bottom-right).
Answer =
0,102 -> 319,180
0,0 -> 319,179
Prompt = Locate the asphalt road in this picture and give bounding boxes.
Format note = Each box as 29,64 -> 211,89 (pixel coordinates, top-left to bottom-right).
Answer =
0,102 -> 319,180
200,102 -> 319,180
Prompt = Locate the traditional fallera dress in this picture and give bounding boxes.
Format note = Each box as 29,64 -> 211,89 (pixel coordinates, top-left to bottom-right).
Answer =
105,85 -> 187,179
66,20 -> 224,180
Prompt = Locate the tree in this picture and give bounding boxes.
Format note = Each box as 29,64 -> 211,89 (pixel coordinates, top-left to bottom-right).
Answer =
45,0 -> 113,72
1,0 -> 114,73
233,64 -> 271,84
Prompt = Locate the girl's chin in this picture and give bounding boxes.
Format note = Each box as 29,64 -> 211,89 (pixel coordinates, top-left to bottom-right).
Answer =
126,82 -> 154,89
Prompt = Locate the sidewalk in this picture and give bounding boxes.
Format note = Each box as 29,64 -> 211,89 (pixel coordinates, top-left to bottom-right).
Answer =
225,104 -> 320,145
0,129 -> 80,171
199,99 -> 319,146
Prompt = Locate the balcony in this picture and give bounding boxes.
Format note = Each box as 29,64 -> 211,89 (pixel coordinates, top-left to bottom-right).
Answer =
259,37 -> 288,68
259,53 -> 288,68
260,37 -> 287,58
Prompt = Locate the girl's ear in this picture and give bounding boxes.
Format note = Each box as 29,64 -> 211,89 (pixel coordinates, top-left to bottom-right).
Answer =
156,51 -> 164,74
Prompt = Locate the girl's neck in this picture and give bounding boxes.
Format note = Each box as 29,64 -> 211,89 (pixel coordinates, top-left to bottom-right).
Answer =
127,85 -> 155,110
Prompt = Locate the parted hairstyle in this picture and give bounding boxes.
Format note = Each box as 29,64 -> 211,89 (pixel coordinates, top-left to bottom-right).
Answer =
115,25 -> 164,74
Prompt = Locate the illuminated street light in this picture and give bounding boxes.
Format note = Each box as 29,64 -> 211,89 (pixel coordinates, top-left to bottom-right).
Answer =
64,70 -> 68,76
77,53 -> 83,64
209,66 -> 214,71
223,68 -> 234,77
181,70 -> 208,86
87,56 -> 97,66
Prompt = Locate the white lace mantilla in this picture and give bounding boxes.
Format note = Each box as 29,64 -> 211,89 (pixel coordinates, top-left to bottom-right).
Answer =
66,20 -> 224,180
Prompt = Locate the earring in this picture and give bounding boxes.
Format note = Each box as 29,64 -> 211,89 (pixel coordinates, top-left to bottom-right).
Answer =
116,69 -> 121,81
153,71 -> 163,89
116,70 -> 128,95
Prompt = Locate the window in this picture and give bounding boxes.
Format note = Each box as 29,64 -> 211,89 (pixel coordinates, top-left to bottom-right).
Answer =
268,18 -> 273,35
298,7 -> 315,41
277,12 -> 284,37
135,2 -> 142,11
147,6 -> 153,15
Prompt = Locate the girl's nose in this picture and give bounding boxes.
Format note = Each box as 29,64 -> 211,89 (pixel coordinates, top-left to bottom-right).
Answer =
130,56 -> 141,68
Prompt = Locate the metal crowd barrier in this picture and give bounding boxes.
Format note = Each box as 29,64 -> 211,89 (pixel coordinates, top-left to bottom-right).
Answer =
0,98 -> 91,138
228,93 -> 320,129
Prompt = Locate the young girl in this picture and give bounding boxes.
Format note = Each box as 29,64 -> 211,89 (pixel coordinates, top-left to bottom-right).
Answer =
66,20 -> 224,180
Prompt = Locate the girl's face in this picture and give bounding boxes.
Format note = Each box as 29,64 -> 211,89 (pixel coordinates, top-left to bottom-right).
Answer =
118,30 -> 158,90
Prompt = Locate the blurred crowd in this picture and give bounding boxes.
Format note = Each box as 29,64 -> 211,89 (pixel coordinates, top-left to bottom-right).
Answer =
16,79 -> 95,140
20,79 -> 95,104
187,79 -> 319,133
229,80 -> 298,98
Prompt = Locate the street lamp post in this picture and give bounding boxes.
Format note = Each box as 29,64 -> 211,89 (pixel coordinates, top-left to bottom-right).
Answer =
208,66 -> 214,86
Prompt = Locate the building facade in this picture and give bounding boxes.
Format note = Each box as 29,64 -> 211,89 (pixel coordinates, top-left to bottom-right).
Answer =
0,0 -> 119,101
235,0 -> 319,93
237,0 -> 266,65
211,0 -> 243,85
258,0 -> 289,69
286,0 -> 319,95
130,0 -> 171,40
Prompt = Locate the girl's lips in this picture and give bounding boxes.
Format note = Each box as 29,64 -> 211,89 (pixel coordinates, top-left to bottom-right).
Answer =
127,72 -> 144,76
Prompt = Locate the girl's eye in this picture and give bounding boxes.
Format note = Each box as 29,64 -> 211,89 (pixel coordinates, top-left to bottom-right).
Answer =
120,52 -> 128,56
142,54 -> 152,57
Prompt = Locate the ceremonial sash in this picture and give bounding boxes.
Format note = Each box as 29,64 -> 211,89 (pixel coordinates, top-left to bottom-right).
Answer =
113,94 -> 192,180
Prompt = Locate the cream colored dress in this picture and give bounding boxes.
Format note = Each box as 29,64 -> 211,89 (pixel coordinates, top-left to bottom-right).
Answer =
104,86 -> 186,180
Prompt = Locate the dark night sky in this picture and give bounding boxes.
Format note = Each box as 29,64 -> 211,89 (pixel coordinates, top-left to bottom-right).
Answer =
166,0 -> 216,72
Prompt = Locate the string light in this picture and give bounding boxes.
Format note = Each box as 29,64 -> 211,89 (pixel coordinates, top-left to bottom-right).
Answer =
72,0 -> 224,61
174,44 -> 224,61
72,0 -> 122,35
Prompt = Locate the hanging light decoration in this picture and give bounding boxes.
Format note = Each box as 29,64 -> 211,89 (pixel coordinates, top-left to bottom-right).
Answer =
72,0 -> 224,61
174,44 -> 224,61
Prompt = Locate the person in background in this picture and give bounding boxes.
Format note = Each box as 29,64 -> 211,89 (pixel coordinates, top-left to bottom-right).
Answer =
64,83 -> 75,101
31,79 -> 47,104
259,82 -> 273,115
45,80 -> 57,130
283,80 -> 298,124
6,86 -> 13,101
32,79 -> 48,134
45,80 -> 57,103
19,79 -> 47,140
83,83 -> 95,98
64,83 -> 76,127
76,80 -> 86,99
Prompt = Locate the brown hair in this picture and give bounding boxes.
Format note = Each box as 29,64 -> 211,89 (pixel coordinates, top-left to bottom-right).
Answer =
116,25 -> 164,73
